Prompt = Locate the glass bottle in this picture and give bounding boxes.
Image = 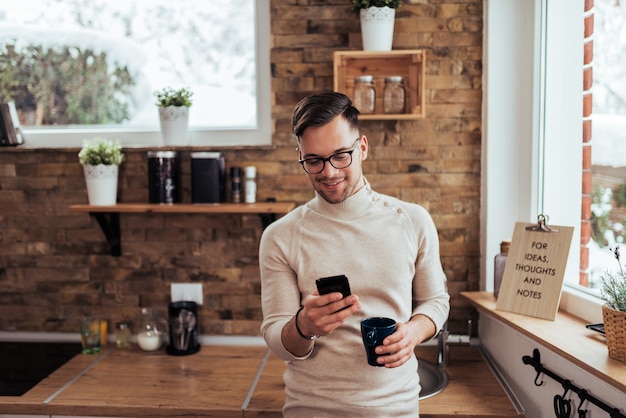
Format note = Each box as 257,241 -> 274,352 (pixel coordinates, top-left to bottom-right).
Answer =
137,308 -> 168,351
494,240 -> 511,299
353,75 -> 376,114
230,166 -> 242,203
244,166 -> 257,204
383,76 -> 405,114
115,321 -> 132,349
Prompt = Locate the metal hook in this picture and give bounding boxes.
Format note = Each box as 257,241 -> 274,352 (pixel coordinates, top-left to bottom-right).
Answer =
577,389 -> 587,418
561,380 -> 571,397
533,369 -> 545,387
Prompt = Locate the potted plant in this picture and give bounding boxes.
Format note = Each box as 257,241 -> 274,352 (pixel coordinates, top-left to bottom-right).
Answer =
154,86 -> 193,146
351,0 -> 402,51
78,137 -> 124,206
601,246 -> 626,362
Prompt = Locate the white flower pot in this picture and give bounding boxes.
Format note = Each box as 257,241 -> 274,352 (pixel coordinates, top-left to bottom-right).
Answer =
159,106 -> 189,146
83,164 -> 119,206
360,6 -> 396,51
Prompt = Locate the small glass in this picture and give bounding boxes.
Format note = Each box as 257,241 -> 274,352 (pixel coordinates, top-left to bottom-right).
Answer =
115,321 -> 132,349
79,316 -> 102,354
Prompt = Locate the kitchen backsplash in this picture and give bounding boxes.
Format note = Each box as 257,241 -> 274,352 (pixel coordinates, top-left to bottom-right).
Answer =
0,0 -> 482,336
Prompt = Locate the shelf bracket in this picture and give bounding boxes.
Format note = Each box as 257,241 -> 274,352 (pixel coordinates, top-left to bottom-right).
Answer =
258,198 -> 278,229
89,212 -> 121,257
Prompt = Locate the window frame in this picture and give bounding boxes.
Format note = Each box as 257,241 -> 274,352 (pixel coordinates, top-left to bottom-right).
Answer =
13,0 -> 271,149
483,0 -> 599,321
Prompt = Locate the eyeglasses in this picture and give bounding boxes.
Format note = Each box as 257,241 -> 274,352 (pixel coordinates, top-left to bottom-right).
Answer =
298,138 -> 360,174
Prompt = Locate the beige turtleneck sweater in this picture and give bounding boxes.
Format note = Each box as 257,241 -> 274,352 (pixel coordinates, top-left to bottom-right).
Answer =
259,182 -> 450,417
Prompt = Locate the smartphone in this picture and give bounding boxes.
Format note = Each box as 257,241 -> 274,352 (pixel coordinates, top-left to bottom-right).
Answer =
316,275 -> 351,298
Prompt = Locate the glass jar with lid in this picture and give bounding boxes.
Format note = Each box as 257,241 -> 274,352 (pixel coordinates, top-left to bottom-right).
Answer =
137,308 -> 168,351
383,76 -> 405,114
115,321 -> 132,349
353,75 -> 376,114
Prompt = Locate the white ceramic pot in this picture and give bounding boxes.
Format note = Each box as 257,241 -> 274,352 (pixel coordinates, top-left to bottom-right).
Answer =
83,164 -> 118,206
360,6 -> 396,51
159,106 -> 189,146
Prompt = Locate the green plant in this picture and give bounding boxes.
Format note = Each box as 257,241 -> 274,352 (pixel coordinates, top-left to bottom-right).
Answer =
351,0 -> 402,12
154,87 -> 194,107
78,137 -> 124,166
601,246 -> 626,312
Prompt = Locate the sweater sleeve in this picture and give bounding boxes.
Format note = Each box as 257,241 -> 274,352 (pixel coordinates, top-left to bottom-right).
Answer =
409,205 -> 450,336
259,212 -> 313,361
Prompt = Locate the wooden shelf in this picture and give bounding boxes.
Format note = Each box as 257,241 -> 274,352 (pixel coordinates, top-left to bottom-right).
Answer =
68,202 -> 296,215
333,50 -> 426,119
69,202 -> 296,256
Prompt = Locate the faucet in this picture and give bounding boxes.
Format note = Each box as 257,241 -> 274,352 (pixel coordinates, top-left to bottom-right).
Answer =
437,320 -> 472,368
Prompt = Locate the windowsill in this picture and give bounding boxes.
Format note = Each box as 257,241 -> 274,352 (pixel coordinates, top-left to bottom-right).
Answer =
461,291 -> 626,393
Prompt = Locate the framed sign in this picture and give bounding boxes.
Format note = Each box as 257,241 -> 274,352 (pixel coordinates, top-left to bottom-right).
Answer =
496,215 -> 574,320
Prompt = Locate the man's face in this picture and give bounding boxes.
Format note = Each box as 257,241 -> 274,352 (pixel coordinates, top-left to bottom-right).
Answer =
297,116 -> 368,204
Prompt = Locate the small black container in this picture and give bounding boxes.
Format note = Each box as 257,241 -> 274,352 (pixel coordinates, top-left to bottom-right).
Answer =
147,151 -> 178,204
166,301 -> 200,356
191,152 -> 225,203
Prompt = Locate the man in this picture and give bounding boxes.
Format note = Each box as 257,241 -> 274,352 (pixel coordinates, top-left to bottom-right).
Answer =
259,92 -> 450,417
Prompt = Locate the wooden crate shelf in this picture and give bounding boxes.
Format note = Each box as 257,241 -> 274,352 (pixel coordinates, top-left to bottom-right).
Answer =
333,50 -> 426,120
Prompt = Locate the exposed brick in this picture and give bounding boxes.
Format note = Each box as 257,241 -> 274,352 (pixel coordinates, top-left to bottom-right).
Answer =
0,0 -> 483,336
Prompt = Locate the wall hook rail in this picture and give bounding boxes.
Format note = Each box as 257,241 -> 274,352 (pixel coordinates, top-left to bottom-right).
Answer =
522,348 -> 625,418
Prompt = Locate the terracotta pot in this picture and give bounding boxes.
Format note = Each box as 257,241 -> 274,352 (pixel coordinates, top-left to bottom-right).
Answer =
602,304 -> 626,362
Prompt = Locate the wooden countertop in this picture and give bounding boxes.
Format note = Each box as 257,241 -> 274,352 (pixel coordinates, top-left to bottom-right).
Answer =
0,343 -> 522,417
461,291 -> 626,393
46,345 -> 266,418
0,348 -> 98,416
245,345 -> 522,418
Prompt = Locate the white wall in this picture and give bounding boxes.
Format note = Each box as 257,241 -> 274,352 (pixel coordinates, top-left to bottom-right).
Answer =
480,314 -> 625,417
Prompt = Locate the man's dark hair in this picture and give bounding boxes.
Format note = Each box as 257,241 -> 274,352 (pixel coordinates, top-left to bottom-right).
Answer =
292,92 -> 360,140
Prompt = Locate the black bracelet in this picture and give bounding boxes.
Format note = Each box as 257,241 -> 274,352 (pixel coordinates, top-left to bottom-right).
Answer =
295,306 -> 320,340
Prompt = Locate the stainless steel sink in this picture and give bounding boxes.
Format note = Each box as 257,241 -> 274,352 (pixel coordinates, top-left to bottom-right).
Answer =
418,359 -> 449,400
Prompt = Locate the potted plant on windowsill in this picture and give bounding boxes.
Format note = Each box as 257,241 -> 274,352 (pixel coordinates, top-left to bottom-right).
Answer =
601,246 -> 626,362
78,137 -> 124,206
351,0 -> 402,51
154,86 -> 193,146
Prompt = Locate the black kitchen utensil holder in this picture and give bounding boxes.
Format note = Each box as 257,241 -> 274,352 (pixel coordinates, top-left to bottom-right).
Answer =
522,348 -> 625,418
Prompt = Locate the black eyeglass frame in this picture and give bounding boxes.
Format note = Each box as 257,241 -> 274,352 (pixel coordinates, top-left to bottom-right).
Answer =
298,138 -> 361,174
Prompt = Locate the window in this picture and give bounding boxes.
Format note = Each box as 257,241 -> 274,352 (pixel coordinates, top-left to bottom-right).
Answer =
589,1 -> 626,289
484,0 -> 601,322
0,0 -> 271,147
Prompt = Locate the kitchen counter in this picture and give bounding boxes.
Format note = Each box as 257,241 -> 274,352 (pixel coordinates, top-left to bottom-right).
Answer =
0,343 -> 523,417
246,345 -> 523,418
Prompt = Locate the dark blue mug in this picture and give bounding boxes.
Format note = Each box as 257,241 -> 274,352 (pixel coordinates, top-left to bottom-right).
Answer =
360,317 -> 397,367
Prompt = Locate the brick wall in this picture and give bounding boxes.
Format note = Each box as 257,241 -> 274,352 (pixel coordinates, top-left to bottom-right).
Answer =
0,0 -> 483,336
581,0 -> 593,286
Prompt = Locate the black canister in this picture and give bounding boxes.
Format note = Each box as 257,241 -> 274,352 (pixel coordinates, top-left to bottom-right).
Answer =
191,152 -> 225,203
147,151 -> 178,204
166,301 -> 200,356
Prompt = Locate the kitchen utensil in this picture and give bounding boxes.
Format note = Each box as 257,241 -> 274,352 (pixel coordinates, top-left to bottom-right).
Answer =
167,301 -> 200,356
182,310 -> 196,351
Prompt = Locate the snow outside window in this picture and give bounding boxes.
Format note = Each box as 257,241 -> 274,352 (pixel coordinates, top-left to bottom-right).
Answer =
0,0 -> 271,147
